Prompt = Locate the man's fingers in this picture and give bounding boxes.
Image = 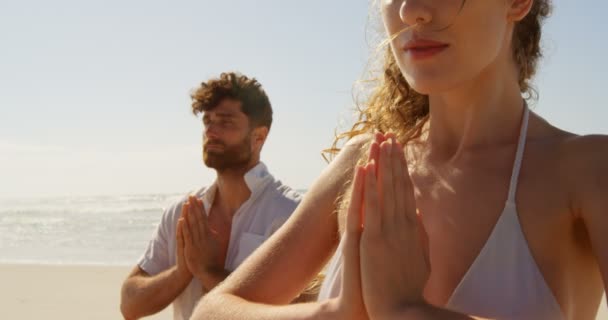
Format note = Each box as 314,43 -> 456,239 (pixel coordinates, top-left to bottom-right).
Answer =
189,197 -> 209,241
181,217 -> 192,246
185,202 -> 201,242
177,219 -> 185,249
195,198 -> 209,232
197,198 -> 207,215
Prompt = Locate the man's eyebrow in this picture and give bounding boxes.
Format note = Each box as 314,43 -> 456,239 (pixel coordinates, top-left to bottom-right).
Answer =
216,112 -> 237,118
204,112 -> 237,119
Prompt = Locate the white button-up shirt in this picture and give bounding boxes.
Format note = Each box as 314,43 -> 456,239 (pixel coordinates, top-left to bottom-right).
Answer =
138,162 -> 301,320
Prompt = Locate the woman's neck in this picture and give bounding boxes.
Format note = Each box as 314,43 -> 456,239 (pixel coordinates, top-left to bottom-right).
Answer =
426,54 -> 525,163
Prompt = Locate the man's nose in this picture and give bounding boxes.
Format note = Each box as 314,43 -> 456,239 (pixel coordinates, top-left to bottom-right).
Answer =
204,123 -> 221,140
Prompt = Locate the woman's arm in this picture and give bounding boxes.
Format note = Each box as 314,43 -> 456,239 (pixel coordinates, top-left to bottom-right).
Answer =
191,135 -> 371,320
570,135 -> 608,305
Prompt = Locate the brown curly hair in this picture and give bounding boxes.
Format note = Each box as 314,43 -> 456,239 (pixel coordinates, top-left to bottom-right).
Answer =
191,72 -> 273,129
325,0 -> 552,158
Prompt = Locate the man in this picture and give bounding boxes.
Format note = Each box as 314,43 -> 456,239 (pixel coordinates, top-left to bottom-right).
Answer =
120,72 -> 301,320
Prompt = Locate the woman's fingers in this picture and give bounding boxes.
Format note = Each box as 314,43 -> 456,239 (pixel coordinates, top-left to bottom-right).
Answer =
343,166 -> 366,298
392,140 -> 407,223
363,161 -> 381,236
347,166 -> 366,233
368,142 -> 380,167
378,139 -> 395,223
374,132 -> 387,147
366,132 -> 388,177
398,142 -> 417,225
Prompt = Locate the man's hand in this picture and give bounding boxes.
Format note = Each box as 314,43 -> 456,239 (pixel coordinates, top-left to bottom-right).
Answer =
178,196 -> 226,289
176,216 -> 193,280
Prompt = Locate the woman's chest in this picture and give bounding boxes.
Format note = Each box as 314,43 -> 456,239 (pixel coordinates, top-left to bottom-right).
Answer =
410,157 -> 572,306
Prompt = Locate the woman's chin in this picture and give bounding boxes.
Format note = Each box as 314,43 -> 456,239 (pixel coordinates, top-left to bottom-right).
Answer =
406,79 -> 449,96
403,69 -> 464,96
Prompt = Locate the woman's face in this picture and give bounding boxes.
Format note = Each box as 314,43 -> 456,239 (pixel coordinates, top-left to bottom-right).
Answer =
381,0 -> 514,95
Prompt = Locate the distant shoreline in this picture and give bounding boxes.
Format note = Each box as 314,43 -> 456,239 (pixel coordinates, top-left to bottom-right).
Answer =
0,189 -> 309,201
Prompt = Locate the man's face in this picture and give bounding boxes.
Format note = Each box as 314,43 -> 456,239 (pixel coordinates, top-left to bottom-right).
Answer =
201,99 -> 253,171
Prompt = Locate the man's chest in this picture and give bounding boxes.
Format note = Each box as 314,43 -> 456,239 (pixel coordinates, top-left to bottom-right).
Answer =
207,208 -> 233,261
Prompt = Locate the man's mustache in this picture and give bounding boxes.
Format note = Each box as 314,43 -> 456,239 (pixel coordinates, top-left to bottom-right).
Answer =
204,140 -> 226,149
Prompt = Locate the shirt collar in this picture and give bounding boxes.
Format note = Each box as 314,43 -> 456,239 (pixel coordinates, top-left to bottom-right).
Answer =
243,161 -> 271,193
198,162 -> 271,214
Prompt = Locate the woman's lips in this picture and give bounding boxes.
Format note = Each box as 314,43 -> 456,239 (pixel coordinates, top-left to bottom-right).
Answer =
403,39 -> 449,60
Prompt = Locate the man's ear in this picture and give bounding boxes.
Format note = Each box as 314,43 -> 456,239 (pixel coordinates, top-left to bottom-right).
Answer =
507,0 -> 534,22
251,126 -> 269,151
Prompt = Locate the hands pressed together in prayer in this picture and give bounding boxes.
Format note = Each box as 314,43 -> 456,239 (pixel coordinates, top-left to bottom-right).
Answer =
175,196 -> 226,289
334,132 -> 431,319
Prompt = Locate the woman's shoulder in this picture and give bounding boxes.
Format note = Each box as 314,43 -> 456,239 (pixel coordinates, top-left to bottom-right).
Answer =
343,132 -> 374,149
314,133 -> 373,198
554,133 -> 608,212
530,114 -> 607,175
557,133 -> 608,169
331,133 -> 374,166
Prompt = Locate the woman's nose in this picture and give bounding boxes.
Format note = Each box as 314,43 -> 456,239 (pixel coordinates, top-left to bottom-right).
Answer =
399,0 -> 433,26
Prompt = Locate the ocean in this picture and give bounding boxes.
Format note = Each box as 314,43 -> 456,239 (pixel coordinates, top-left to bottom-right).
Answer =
0,193 -> 182,266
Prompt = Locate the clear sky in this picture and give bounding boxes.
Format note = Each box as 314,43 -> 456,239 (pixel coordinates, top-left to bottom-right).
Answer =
1,0 -> 606,198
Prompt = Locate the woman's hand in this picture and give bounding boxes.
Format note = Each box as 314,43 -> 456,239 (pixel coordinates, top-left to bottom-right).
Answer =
330,133 -> 387,320
329,165 -> 369,320
358,135 -> 431,319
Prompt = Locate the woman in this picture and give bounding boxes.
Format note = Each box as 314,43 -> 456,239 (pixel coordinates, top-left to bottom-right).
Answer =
191,0 -> 608,319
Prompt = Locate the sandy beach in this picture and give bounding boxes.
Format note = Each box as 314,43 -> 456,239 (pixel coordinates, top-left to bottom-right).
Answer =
0,264 -> 606,320
0,264 -> 170,320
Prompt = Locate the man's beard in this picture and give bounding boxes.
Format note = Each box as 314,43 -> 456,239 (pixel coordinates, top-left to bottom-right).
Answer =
202,135 -> 252,172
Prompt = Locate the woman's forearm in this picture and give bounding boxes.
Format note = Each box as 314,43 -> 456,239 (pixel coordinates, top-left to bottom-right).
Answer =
192,293 -> 338,320
386,303 -> 484,320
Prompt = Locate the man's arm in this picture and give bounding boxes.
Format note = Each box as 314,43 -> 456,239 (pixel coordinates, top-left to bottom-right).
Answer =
120,265 -> 192,320
121,200 -> 192,320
